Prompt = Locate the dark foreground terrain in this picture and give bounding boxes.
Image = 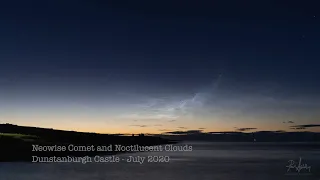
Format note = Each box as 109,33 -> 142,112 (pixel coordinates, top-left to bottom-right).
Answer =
0,124 -> 176,162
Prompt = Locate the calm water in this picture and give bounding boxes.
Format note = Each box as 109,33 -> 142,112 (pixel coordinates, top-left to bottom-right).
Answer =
0,142 -> 319,180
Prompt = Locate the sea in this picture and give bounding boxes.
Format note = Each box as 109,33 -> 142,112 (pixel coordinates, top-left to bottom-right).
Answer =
0,142 -> 319,180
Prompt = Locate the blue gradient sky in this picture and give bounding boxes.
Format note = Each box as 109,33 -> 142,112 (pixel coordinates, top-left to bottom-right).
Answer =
1,0 -> 320,133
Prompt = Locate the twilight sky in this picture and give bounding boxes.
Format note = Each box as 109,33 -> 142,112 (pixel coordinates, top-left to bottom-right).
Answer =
0,0 -> 319,133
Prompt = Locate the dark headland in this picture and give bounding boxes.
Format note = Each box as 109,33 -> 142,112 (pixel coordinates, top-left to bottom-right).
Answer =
0,124 -> 177,162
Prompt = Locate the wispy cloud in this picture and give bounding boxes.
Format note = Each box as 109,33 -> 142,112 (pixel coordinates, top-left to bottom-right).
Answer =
290,127 -> 306,130
290,124 -> 320,130
118,97 -> 194,122
236,127 -> 257,132
283,121 -> 295,124
120,112 -> 179,121
119,74 -> 223,123
165,130 -> 203,135
130,125 -> 148,127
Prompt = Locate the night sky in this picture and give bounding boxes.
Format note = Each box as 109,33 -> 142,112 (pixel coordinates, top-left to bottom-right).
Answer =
1,0 -> 319,133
